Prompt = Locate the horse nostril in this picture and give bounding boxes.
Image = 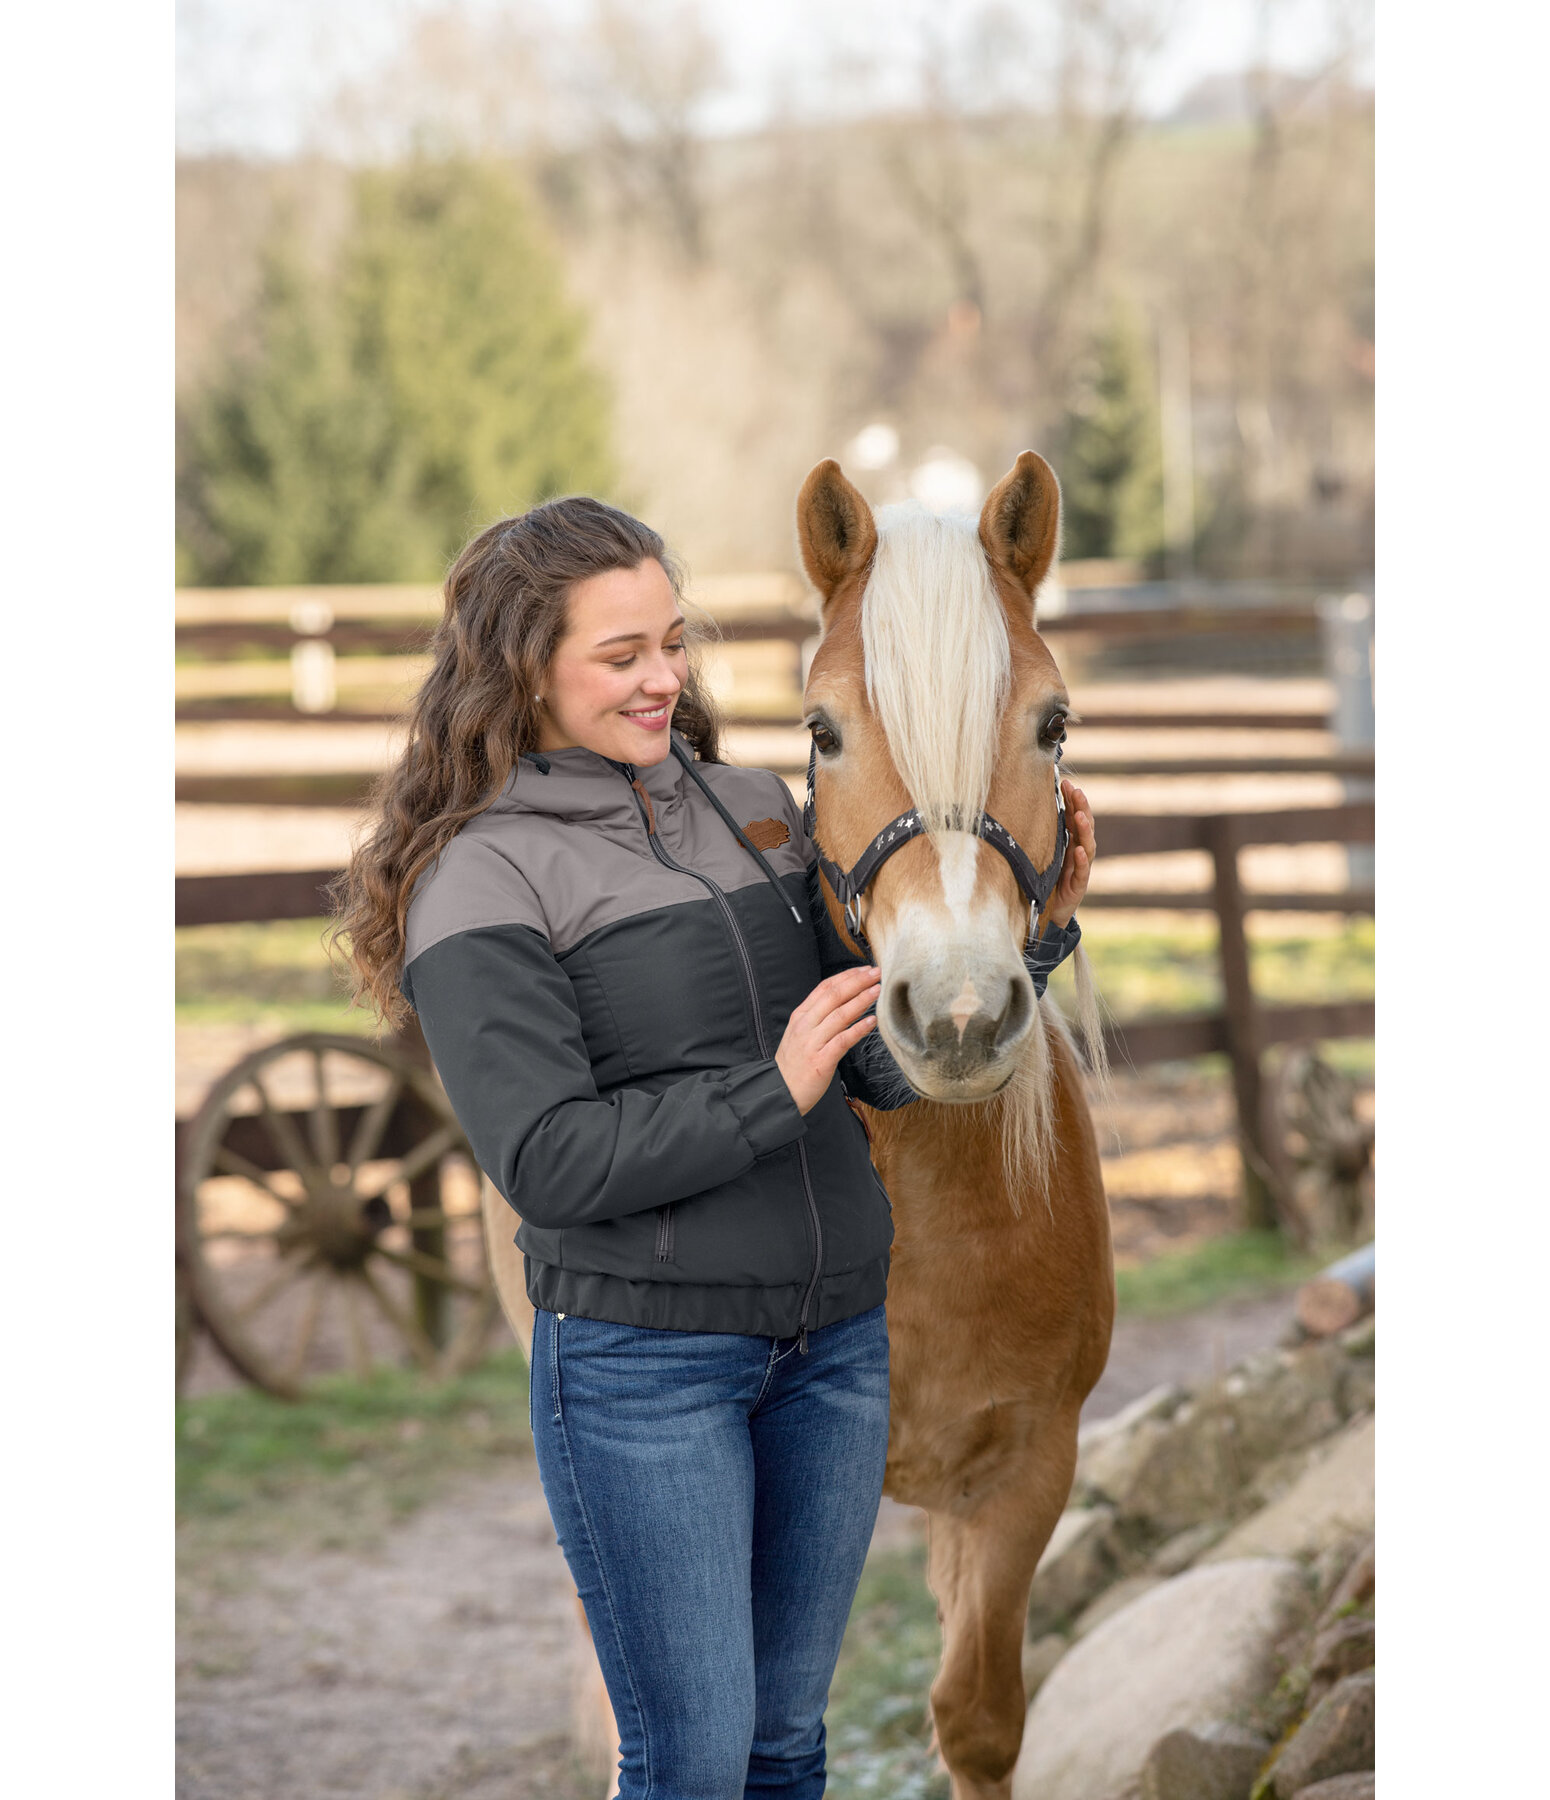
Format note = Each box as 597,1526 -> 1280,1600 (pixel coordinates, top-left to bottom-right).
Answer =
992,975 -> 1033,1053
886,980 -> 926,1054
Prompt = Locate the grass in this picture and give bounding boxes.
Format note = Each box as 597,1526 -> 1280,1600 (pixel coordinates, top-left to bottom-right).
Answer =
1113,1228 -> 1327,1316
176,917 -> 376,1031
827,1543 -> 949,1799
1045,916 -> 1375,1022
177,1349 -> 532,1554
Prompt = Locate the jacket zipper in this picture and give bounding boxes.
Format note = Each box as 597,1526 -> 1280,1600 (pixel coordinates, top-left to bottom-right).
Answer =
623,769 -> 825,1350
654,1203 -> 675,1263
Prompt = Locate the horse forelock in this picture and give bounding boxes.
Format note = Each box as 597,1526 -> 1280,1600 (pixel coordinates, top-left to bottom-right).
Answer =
860,502 -> 1011,836
852,502 -> 1102,1201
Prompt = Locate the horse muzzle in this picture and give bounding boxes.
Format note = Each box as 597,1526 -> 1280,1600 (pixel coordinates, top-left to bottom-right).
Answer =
880,960 -> 1036,1098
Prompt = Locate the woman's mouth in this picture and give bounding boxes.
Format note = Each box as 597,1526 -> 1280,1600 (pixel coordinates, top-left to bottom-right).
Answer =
620,702 -> 671,732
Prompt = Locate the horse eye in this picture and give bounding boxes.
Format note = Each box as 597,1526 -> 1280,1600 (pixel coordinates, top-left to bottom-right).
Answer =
809,720 -> 841,755
1041,712 -> 1067,746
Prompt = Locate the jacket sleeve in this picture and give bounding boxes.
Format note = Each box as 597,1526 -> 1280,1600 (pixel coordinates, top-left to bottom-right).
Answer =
1026,913 -> 1083,997
403,922 -> 807,1230
802,860 -> 917,1111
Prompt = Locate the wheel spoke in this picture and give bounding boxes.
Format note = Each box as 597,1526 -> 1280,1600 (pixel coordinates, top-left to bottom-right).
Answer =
234,1252 -> 311,1324
367,1122 -> 463,1194
211,1145 -> 301,1209
345,1077 -> 404,1171
343,1274 -> 375,1381
309,1049 -> 341,1170
374,1242 -> 485,1296
286,1266 -> 330,1382
250,1073 -> 322,1183
359,1261 -> 439,1367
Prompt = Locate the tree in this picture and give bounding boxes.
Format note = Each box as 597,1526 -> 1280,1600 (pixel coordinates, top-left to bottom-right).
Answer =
177,157 -> 614,584
1056,307 -> 1164,565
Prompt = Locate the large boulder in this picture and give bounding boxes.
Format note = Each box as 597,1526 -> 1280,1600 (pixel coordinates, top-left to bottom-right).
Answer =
1206,1417 -> 1374,1564
1011,1559 -> 1306,1800
1266,1670 -> 1375,1796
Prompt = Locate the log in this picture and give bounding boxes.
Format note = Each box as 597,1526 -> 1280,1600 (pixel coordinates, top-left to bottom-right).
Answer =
1296,1241 -> 1375,1336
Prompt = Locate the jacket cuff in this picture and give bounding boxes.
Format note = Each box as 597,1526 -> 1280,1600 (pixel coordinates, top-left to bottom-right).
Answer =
721,1060 -> 809,1158
1028,912 -> 1081,974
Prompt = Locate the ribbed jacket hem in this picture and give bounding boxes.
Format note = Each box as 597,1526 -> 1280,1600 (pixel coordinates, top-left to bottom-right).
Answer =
524,1255 -> 889,1338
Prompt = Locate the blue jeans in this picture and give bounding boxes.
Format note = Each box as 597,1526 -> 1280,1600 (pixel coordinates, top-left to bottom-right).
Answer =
529,1302 -> 891,1800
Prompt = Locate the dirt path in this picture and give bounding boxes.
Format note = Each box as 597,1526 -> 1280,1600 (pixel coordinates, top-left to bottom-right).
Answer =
177,1290 -> 1298,1799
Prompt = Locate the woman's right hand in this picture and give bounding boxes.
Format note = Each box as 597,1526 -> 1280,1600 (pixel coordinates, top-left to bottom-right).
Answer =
774,965 -> 882,1115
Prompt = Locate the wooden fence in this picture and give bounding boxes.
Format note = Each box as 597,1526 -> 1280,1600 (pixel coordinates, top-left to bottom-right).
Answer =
177,579 -> 1373,1225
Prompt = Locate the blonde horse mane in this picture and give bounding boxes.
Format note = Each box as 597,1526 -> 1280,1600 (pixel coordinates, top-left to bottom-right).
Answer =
861,501 -> 1107,1207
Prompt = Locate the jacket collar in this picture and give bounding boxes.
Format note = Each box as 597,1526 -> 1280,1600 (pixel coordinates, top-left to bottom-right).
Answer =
491,730 -> 693,824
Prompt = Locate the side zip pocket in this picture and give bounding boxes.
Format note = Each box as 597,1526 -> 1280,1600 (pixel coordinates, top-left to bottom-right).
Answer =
654,1203 -> 676,1263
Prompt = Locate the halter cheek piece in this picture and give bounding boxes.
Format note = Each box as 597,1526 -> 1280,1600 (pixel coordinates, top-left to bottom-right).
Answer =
801,740 -> 1068,964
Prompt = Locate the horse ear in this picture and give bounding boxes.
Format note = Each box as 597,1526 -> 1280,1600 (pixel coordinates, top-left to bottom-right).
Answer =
979,451 -> 1061,599
796,460 -> 878,608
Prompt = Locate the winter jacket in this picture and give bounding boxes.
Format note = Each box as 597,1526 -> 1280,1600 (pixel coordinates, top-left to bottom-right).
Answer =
402,729 -> 1082,1341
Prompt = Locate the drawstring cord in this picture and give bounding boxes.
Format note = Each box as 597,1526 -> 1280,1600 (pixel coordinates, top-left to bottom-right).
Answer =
669,740 -> 805,925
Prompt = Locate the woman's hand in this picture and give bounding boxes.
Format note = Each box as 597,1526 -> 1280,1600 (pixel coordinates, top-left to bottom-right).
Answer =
775,965 -> 882,1115
1046,779 -> 1096,930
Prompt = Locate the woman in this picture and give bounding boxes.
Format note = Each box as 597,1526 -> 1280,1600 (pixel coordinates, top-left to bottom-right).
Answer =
336,496 -> 1095,1799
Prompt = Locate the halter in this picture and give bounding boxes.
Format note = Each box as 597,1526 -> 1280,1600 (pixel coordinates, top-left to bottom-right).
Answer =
802,738 -> 1068,963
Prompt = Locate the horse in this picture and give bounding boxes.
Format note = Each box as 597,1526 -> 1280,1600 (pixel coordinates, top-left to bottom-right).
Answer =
479,448 -> 1114,1798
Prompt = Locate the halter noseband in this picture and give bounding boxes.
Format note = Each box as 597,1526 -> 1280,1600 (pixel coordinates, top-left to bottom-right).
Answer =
802,740 -> 1068,962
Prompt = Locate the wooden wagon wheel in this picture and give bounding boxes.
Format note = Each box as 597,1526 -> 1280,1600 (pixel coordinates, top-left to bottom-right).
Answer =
176,1032 -> 497,1399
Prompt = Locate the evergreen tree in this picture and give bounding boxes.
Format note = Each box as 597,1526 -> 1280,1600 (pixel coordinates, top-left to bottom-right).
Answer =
177,249 -> 429,585
1056,309 -> 1165,567
177,159 -> 614,585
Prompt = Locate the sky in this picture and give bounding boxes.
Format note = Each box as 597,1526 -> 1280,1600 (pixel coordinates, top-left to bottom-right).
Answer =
177,0 -> 1373,159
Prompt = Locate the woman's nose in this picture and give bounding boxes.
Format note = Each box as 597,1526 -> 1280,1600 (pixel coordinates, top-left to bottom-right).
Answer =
640,658 -> 682,693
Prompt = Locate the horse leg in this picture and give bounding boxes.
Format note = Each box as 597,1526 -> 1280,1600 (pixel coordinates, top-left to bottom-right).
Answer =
567,1595 -> 622,1797
924,1431 -> 1079,1800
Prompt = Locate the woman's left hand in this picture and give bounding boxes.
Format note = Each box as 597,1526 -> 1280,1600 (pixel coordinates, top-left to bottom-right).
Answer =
1046,779 -> 1096,930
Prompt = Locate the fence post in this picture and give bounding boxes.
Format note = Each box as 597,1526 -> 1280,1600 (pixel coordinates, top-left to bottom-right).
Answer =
1319,590 -> 1375,890
1206,815 -> 1278,1231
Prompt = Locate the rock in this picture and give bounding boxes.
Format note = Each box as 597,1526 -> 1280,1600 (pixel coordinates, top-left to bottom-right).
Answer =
1206,1417 -> 1374,1563
1319,1538 -> 1374,1620
1268,1670 -> 1375,1797
1289,1776 -> 1375,1800
1307,1617 -> 1375,1699
1077,1383 -> 1186,1457
1149,1521 -> 1228,1576
1012,1559 -> 1305,1800
1074,1386 -> 1186,1501
1079,1402 -> 1242,1533
1073,1574 -> 1165,1640
1140,1721 -> 1271,1800
1221,1342 -> 1346,1470
1028,1506 -> 1119,1632
1022,1633 -> 1069,1701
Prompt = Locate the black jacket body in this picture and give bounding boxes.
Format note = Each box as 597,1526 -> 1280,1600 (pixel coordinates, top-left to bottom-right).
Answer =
402,730 -> 1079,1338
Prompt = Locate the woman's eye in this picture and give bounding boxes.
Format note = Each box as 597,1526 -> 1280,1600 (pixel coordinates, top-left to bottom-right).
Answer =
1041,712 -> 1067,746
809,720 -> 840,755
608,657 -> 636,670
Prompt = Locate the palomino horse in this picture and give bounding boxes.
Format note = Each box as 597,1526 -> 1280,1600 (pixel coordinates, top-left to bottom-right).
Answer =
479,449 -> 1114,1798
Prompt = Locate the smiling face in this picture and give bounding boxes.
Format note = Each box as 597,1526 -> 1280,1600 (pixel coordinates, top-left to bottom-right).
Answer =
535,558 -> 687,765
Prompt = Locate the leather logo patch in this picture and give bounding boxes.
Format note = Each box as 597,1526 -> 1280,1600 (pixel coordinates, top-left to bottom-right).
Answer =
743,816 -> 790,851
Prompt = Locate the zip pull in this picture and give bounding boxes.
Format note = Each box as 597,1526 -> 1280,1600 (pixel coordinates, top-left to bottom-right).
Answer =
798,1326 -> 810,1355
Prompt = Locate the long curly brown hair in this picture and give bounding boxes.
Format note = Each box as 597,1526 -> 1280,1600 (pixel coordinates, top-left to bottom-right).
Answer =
331,496 -> 724,1028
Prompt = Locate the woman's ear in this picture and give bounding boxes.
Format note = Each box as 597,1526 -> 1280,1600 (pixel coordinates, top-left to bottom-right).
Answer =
979,451 -> 1061,599
796,460 -> 878,616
